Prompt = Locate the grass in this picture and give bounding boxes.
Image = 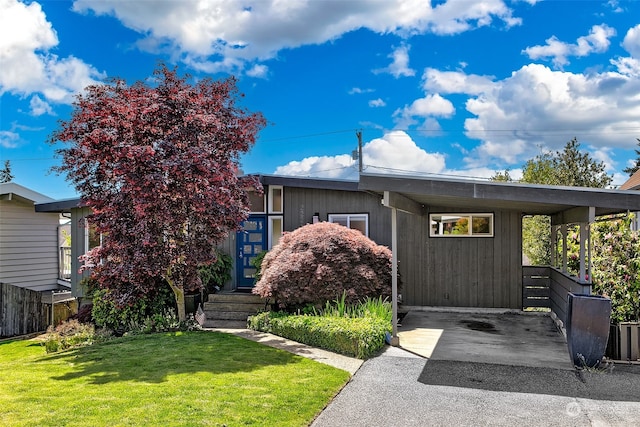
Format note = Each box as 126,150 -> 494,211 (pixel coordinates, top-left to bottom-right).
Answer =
0,331 -> 350,427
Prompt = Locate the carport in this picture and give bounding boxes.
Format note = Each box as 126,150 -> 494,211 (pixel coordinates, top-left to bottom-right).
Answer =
358,173 -> 640,346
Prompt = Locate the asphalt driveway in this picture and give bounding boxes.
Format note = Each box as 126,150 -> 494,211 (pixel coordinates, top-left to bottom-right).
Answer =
311,310 -> 640,427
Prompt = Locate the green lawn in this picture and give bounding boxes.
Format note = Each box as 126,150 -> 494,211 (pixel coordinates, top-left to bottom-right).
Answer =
0,331 -> 350,427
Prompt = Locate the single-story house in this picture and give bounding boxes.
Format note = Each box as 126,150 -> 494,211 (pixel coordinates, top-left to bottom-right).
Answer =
35,173 -> 640,339
0,182 -> 69,293
1,182 -> 74,336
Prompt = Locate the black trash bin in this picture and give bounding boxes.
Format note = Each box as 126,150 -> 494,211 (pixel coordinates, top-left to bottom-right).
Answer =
566,293 -> 612,368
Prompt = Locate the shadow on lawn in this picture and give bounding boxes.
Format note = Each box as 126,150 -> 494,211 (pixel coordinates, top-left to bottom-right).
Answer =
40,330 -> 304,385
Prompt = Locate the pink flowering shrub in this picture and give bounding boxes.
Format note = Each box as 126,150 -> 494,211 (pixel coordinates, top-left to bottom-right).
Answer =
252,222 -> 394,308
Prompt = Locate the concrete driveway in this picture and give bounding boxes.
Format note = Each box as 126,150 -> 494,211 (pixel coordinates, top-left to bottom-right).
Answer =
397,308 -> 573,369
311,309 -> 640,427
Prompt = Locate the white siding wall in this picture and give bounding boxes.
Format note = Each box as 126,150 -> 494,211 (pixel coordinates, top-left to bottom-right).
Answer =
0,199 -> 60,292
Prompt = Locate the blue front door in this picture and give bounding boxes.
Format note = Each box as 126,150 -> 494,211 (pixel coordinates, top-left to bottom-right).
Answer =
236,215 -> 266,289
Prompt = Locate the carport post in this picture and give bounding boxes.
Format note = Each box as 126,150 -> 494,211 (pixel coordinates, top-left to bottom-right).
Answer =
390,207 -> 399,346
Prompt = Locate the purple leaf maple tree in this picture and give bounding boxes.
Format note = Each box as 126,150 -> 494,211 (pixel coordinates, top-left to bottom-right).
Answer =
50,65 -> 266,320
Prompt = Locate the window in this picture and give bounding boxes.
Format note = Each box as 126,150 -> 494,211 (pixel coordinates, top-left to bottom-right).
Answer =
269,185 -> 283,213
248,190 -> 265,213
268,216 -> 283,249
430,213 -> 494,237
328,214 -> 369,236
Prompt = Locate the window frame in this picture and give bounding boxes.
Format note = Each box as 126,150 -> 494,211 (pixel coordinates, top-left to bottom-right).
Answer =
429,213 -> 494,238
328,213 -> 369,237
268,185 -> 283,214
268,215 -> 283,249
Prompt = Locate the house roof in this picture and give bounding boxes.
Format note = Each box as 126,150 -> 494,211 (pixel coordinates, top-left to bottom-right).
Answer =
258,174 -> 359,191
619,169 -> 640,190
0,182 -> 54,204
35,175 -> 359,213
358,173 -> 640,220
35,197 -> 84,213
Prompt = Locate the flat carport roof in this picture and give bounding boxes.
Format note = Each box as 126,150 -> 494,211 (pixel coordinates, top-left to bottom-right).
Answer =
358,172 -> 640,218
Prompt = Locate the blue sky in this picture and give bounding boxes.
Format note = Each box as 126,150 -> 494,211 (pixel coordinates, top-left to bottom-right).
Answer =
1,0 -> 640,199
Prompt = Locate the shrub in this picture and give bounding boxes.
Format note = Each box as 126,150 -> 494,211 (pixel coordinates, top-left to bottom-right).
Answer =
591,216 -> 640,322
91,280 -> 177,333
252,222 -> 396,309
198,250 -> 233,294
43,319 -> 96,353
248,311 -> 390,359
71,303 -> 94,323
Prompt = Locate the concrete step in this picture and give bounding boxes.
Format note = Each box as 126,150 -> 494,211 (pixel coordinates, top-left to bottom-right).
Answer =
208,293 -> 264,304
204,310 -> 254,321
204,319 -> 248,329
204,302 -> 265,312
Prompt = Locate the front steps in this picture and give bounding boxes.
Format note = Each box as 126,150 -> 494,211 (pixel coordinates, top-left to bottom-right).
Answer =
202,292 -> 266,329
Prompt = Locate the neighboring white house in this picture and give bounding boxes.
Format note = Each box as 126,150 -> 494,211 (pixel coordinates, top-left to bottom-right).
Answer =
0,182 -> 69,292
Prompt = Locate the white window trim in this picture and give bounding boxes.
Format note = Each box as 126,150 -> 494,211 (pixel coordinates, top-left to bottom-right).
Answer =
268,185 -> 283,214
268,215 -> 283,249
429,213 -> 494,237
328,213 -> 369,237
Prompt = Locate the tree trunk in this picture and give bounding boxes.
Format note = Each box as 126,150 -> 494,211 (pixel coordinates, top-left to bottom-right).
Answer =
166,270 -> 186,322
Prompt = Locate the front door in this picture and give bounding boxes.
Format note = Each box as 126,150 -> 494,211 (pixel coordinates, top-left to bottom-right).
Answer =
236,215 -> 266,289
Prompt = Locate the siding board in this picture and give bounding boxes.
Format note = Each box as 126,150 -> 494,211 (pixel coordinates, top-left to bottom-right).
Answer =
0,199 -> 60,292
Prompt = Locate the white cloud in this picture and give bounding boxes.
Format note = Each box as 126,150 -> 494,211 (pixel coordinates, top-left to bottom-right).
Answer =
523,24 -> 616,68
246,64 -> 268,78
0,130 -> 20,149
422,68 -> 494,95
274,130 -> 446,179
72,0 -> 522,73
349,87 -> 375,95
0,0 -> 104,103
274,154 -> 356,179
459,63 -> 640,166
369,98 -> 386,107
623,24 -> 640,59
373,44 -> 415,78
29,95 -> 54,116
393,94 -> 455,129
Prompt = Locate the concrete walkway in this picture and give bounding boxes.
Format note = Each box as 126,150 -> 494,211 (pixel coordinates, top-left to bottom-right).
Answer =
209,328 -> 363,374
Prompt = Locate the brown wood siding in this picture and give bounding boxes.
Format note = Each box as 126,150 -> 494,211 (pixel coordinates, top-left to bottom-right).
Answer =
278,188 -> 524,309
283,187 -> 391,246
404,207 -> 522,309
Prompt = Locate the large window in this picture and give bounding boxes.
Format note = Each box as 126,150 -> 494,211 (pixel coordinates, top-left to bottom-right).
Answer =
430,213 -> 494,237
328,213 -> 369,236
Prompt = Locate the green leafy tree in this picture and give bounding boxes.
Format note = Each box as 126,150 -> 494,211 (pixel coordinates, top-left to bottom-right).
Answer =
520,138 -> 612,265
0,160 -> 13,183
490,169 -> 513,182
623,138 -> 640,176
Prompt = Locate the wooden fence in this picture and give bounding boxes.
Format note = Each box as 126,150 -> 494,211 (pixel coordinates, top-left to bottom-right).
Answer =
0,282 -> 49,338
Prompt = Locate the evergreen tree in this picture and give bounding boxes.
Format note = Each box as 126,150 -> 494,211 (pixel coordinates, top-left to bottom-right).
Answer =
0,160 -> 14,183
623,138 -> 640,176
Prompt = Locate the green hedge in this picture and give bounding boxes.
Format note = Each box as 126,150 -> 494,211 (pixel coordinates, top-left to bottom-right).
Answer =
248,311 -> 391,359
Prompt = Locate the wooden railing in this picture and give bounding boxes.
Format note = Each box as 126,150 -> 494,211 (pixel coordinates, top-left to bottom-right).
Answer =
522,266 -> 551,309
523,266 -> 592,337
59,247 -> 71,281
